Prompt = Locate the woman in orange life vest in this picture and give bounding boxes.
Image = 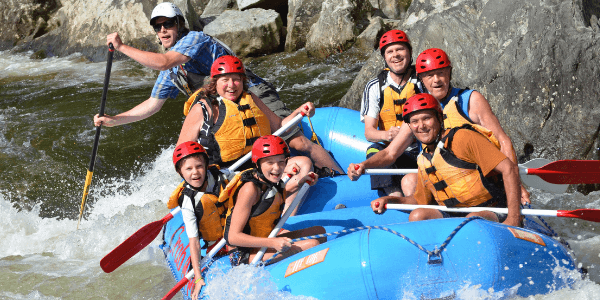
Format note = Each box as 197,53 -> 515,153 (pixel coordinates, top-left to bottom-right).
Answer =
349,48 -> 530,205
223,135 -> 326,266
370,94 -> 522,227
171,141 -> 226,297
177,55 -> 341,216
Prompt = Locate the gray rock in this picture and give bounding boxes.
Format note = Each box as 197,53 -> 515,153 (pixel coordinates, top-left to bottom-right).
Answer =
236,0 -> 287,11
367,0 -> 411,19
380,0 -> 411,19
354,16 -> 385,54
341,0 -> 600,164
203,8 -> 282,57
285,0 -> 323,52
582,0 -> 600,27
305,0 -> 373,58
591,14 -> 599,32
0,0 -> 59,50
11,0 -> 201,61
190,0 -> 211,16
338,50 -> 384,111
201,0 -> 238,17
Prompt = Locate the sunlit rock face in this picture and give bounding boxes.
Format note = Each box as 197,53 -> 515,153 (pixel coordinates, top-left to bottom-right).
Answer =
204,8 -> 282,57
305,0 -> 373,59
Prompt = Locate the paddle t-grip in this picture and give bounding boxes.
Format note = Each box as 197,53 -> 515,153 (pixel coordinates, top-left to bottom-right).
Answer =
375,201 -> 380,208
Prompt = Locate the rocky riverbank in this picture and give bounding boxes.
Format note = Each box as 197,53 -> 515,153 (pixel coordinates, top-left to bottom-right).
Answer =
2,0 -> 600,192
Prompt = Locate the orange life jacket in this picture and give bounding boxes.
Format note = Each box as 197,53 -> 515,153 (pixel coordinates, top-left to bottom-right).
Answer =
178,186 -> 224,242
376,69 -> 419,132
168,165 -> 231,231
221,169 -> 285,243
183,87 -> 205,116
197,92 -> 271,165
417,124 -> 506,208
440,89 -> 500,148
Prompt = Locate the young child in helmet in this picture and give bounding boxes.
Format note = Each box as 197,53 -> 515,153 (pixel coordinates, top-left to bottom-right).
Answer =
222,135 -> 326,266
172,141 -> 233,296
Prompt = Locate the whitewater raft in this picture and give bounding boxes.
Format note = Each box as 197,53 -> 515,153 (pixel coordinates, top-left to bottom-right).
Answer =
160,107 -> 582,299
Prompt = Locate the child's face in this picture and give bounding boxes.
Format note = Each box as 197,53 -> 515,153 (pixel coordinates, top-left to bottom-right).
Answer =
180,156 -> 207,189
259,154 -> 286,183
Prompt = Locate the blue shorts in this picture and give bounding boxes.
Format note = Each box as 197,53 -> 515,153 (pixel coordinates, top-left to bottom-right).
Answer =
366,142 -> 419,191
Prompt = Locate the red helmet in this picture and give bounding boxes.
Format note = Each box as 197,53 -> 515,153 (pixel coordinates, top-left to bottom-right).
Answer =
210,55 -> 245,78
379,29 -> 411,55
402,93 -> 443,123
173,141 -> 208,167
251,135 -> 290,163
415,48 -> 452,74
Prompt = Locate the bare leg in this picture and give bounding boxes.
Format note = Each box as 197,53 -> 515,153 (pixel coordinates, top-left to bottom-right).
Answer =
466,211 -> 499,222
401,173 -> 418,197
408,208 -> 444,221
287,133 -> 344,174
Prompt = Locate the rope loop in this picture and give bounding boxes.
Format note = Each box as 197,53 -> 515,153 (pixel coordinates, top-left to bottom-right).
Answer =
262,216 -> 483,265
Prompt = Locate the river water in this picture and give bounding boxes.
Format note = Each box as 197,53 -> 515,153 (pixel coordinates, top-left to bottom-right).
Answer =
1,49 -> 600,299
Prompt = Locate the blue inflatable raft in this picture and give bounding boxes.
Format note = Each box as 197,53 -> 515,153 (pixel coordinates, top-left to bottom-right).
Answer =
160,107 -> 582,299
161,207 -> 580,299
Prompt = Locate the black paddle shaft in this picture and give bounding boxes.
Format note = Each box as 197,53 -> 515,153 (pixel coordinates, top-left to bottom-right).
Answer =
88,44 -> 114,172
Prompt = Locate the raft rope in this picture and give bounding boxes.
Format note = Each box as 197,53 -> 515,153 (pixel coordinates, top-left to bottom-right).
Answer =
261,216 -> 483,266
524,203 -> 572,249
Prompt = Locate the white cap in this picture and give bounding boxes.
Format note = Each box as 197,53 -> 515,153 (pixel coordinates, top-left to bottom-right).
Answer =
150,2 -> 184,25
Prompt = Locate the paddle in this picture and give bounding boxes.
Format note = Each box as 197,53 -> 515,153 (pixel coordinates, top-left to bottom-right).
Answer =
162,174 -> 304,300
99,113 -> 307,273
384,203 -> 600,222
359,159 -> 600,194
363,168 -> 417,175
520,159 -> 600,184
100,207 -> 181,273
518,159 -> 568,193
161,238 -> 226,300
77,44 -> 114,230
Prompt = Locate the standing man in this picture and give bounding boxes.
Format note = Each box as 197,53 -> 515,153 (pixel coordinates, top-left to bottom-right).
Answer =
94,2 -> 288,127
358,29 -> 423,197
350,48 -> 530,204
371,94 -> 522,227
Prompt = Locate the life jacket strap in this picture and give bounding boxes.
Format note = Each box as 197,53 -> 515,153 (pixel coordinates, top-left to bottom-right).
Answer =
242,118 -> 257,127
433,181 -> 448,191
425,166 -> 437,174
246,136 -> 259,147
443,198 -> 461,208
393,99 -> 406,105
198,101 -> 212,138
238,104 -> 251,111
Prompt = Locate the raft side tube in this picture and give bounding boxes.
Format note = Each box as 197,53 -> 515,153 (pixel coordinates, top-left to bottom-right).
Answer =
264,218 -> 579,299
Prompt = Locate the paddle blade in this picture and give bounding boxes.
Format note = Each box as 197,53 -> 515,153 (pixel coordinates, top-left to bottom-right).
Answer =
162,277 -> 190,300
100,220 -> 164,273
531,160 -> 600,184
520,173 -> 568,194
557,209 -> 600,222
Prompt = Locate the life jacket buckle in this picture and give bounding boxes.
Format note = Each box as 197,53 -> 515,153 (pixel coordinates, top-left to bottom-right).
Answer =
427,251 -> 443,265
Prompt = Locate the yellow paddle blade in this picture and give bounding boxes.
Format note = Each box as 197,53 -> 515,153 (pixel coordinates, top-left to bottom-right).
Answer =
307,116 -> 322,146
77,170 -> 94,229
